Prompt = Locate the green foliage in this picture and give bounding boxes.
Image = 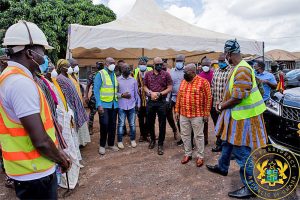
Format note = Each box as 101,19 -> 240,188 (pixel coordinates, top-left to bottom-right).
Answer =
0,0 -> 116,62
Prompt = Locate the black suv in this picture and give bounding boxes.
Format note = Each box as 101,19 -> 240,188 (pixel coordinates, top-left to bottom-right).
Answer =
264,87 -> 300,156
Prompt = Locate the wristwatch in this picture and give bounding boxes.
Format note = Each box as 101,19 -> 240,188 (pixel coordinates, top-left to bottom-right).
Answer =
218,103 -> 222,111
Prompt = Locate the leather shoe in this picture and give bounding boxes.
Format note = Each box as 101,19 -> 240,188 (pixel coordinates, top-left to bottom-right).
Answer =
196,158 -> 204,167
228,186 -> 255,199
158,145 -> 164,155
206,164 -> 228,176
181,156 -> 192,164
148,140 -> 155,149
212,145 -> 222,152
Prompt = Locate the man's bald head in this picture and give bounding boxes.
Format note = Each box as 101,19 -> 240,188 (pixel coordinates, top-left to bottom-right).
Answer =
201,57 -> 211,66
105,57 -> 115,66
185,63 -> 196,73
153,57 -> 163,65
176,54 -> 185,62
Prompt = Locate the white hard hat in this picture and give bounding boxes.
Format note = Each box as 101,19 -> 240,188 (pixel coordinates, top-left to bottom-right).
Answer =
2,20 -> 53,50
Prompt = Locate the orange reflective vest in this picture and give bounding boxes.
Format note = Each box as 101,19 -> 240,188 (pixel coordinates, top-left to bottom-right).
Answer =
0,66 -> 57,176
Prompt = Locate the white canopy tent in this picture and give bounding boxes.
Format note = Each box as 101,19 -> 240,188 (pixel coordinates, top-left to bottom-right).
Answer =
67,0 -> 263,65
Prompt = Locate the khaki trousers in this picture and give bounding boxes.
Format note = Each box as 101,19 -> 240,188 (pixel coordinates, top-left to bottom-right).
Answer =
180,115 -> 204,158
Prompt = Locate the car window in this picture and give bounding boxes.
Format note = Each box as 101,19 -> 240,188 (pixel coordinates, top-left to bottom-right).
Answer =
286,69 -> 300,78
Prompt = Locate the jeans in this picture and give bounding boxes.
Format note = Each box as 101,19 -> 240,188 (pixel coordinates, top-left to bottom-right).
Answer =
147,100 -> 167,146
99,108 -> 118,147
166,101 -> 177,133
138,106 -> 148,138
118,108 -> 136,142
218,142 -> 253,186
14,173 -> 57,200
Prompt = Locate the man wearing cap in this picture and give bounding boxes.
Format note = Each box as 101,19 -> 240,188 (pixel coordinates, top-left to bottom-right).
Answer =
144,57 -> 172,155
0,21 -> 70,199
94,57 -> 119,155
270,61 -> 285,92
85,61 -> 104,135
206,39 -> 267,199
134,56 -> 153,142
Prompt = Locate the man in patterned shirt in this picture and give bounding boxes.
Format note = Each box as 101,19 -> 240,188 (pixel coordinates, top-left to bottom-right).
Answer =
210,53 -> 234,152
175,63 -> 212,167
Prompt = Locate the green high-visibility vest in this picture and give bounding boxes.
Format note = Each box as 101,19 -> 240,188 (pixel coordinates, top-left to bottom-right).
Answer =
134,67 -> 152,80
229,60 -> 266,120
99,69 -> 118,102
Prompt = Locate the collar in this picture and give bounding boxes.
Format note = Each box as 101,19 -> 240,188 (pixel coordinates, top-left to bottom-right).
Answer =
7,61 -> 33,78
120,75 -> 132,80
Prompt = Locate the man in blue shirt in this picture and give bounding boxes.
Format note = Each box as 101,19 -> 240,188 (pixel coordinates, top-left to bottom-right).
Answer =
94,57 -> 119,155
254,61 -> 277,101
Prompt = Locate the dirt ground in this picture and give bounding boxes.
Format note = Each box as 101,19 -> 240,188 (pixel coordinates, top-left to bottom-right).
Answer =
0,115 -> 299,200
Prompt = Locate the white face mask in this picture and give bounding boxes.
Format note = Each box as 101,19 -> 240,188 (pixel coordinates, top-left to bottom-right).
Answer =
73,65 -> 79,73
108,64 -> 116,72
202,66 -> 210,72
51,69 -> 58,78
67,66 -> 73,74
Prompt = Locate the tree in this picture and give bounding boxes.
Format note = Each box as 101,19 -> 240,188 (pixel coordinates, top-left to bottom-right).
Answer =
0,0 -> 116,62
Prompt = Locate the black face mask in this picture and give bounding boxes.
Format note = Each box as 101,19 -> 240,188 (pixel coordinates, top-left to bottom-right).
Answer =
123,70 -> 131,77
184,73 -> 193,82
155,64 -> 162,72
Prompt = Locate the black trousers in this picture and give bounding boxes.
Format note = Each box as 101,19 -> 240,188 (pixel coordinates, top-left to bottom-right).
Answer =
166,101 -> 178,133
14,173 -> 57,200
99,108 -> 118,147
147,100 -> 167,146
210,107 -> 222,146
138,106 -> 148,138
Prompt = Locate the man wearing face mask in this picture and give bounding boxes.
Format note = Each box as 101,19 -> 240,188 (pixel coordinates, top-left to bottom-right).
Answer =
210,53 -> 234,152
94,57 -> 119,155
198,57 -> 214,146
175,64 -> 212,167
134,56 -> 152,142
68,58 -> 84,102
0,21 -> 71,199
116,63 -> 140,149
144,57 -> 172,155
254,61 -> 277,102
206,39 -> 266,199
169,55 -> 185,144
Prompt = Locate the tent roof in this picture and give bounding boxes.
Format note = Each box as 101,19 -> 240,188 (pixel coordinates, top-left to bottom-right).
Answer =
67,0 -> 263,62
266,49 -> 300,61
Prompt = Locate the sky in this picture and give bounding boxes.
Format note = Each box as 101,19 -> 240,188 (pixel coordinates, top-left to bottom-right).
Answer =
93,0 -> 300,52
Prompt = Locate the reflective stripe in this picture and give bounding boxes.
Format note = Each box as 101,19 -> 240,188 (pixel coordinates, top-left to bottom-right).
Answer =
251,86 -> 259,93
2,149 -> 41,161
232,99 -> 265,111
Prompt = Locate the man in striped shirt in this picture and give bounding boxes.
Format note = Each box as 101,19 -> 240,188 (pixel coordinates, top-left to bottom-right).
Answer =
175,64 -> 212,167
210,53 -> 234,152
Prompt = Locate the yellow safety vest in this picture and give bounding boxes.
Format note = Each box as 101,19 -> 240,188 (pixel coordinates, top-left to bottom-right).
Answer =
229,60 -> 266,120
134,67 -> 152,80
99,69 -> 118,102
0,67 -> 57,176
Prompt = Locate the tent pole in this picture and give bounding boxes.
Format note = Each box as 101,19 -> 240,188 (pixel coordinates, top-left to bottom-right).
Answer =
262,42 -> 265,63
142,48 -> 145,56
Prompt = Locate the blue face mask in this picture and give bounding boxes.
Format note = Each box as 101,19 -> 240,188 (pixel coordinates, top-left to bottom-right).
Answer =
218,62 -> 227,69
175,62 -> 184,70
139,65 -> 147,72
39,55 -> 49,74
